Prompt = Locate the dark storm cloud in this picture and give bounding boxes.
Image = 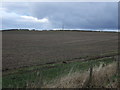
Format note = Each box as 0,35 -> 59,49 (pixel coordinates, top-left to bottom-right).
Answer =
1,2 -> 118,30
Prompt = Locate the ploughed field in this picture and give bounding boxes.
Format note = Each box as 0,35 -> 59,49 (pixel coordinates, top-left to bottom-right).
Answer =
2,31 -> 118,70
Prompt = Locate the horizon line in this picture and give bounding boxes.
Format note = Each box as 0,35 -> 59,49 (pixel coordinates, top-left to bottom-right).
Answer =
1,29 -> 119,32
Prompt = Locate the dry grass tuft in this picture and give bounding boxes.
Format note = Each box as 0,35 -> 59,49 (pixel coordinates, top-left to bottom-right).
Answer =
92,62 -> 117,88
44,71 -> 89,88
43,62 -> 117,88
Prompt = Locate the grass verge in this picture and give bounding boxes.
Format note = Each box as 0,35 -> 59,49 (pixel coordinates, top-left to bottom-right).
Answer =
2,56 -> 115,88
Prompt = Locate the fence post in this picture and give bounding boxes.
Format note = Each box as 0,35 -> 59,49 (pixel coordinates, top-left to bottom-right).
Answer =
82,63 -> 93,88
90,65 -> 93,86
39,69 -> 43,88
87,64 -> 93,88
35,69 -> 43,88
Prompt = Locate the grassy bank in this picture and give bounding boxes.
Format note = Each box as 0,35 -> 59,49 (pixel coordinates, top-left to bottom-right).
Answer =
2,56 -> 116,88
45,62 -> 118,88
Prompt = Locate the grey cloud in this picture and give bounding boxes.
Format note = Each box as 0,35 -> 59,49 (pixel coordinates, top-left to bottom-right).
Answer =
33,2 -> 118,30
1,2 -> 118,30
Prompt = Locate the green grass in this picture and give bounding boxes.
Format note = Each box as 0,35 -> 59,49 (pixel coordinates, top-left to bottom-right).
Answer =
0,77 -> 2,89
3,57 -> 115,88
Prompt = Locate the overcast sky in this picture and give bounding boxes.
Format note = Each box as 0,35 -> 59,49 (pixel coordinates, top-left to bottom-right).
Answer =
1,2 -> 118,31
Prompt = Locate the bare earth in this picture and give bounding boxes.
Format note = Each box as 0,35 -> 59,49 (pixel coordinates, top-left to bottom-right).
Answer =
2,31 -> 118,70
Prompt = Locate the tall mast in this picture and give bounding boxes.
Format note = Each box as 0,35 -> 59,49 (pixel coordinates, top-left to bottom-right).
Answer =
62,22 -> 64,30
62,18 -> 64,30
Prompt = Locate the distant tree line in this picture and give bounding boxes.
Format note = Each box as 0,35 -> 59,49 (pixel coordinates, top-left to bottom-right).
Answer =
2,29 -> 30,31
1,29 -> 118,33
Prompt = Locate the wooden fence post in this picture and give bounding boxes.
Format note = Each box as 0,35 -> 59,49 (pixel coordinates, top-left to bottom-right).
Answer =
39,69 -> 43,88
82,64 -> 93,88
87,64 -> 93,88
35,69 -> 43,88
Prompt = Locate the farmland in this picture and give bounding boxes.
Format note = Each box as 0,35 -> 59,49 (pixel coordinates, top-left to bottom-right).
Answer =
2,30 -> 119,88
2,30 -> 118,71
